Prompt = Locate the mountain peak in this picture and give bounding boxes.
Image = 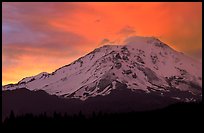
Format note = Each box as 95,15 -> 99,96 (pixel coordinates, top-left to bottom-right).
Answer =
123,36 -> 169,49
2,35 -> 202,102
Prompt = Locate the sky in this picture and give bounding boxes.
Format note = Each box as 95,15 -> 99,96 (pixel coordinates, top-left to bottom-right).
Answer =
2,2 -> 202,85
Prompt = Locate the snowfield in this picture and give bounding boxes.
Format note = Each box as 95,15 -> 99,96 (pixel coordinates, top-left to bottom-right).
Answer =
3,36 -> 202,102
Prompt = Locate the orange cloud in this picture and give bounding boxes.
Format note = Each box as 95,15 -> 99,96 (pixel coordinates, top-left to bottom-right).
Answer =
2,2 -> 202,85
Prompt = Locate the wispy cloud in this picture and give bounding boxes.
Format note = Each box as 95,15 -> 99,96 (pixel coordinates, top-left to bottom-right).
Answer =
118,26 -> 136,36
2,2 -> 202,85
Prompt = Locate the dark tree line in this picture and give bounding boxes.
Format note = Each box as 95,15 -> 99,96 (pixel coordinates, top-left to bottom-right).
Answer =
2,102 -> 203,130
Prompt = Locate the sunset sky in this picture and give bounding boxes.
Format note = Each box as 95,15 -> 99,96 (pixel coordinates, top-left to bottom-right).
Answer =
2,2 -> 202,85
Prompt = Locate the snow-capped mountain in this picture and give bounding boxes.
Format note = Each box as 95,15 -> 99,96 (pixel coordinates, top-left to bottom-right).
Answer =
2,36 -> 202,102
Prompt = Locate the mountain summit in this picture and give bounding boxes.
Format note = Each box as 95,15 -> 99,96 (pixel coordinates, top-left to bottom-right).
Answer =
3,36 -> 202,102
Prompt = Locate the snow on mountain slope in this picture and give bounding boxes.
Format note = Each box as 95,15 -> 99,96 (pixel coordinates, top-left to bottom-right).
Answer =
2,36 -> 202,101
